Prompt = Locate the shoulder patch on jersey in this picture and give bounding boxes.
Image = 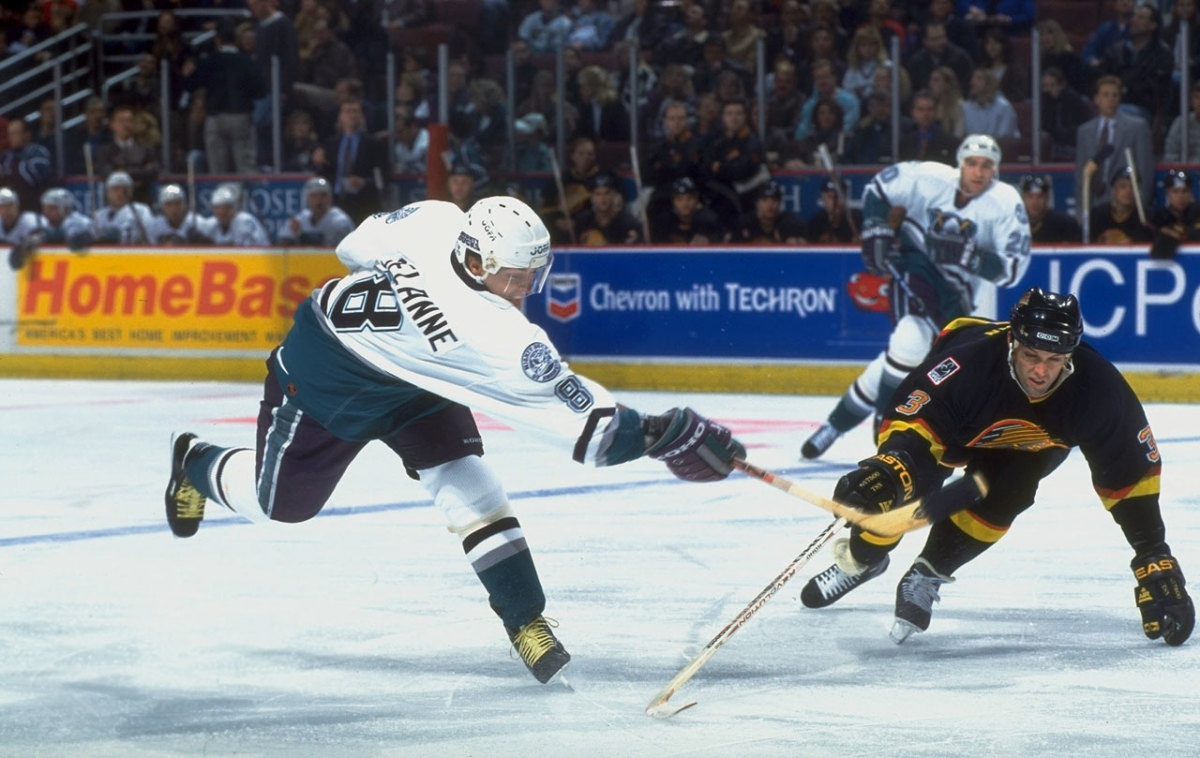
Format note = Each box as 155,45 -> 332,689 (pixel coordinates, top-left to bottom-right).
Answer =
383,206 -> 418,224
927,357 -> 961,385
521,342 -> 562,383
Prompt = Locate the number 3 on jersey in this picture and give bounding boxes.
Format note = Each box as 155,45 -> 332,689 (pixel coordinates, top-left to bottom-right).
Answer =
895,390 -> 931,416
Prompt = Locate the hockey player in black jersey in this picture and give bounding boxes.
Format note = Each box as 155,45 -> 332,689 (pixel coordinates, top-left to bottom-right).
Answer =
1019,174 -> 1081,244
799,287 -> 1194,647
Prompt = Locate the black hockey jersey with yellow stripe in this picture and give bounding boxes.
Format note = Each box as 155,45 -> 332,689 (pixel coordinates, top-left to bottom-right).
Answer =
878,318 -> 1165,550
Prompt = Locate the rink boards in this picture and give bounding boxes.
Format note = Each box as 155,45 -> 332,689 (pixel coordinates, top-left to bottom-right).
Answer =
0,244 -> 1197,400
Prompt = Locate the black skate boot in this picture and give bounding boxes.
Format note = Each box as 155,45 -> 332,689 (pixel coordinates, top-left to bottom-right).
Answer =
507,616 -> 570,683
890,558 -> 954,644
165,433 -> 206,538
801,423 -> 841,460
800,538 -> 890,608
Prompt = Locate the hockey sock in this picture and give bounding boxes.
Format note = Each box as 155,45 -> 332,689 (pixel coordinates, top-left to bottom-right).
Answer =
185,444 -> 262,518
918,517 -> 995,576
828,393 -> 872,433
848,526 -> 903,567
462,517 -> 547,630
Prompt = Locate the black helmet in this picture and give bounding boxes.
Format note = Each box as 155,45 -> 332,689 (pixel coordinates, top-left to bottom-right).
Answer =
1009,287 -> 1083,354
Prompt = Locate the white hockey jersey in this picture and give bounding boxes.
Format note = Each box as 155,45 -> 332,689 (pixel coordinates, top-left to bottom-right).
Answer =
1,211 -> 41,246
198,212 -> 270,246
36,211 -> 95,247
316,200 -> 628,466
276,206 -> 355,246
863,161 -> 1032,312
146,212 -> 207,244
93,202 -> 156,244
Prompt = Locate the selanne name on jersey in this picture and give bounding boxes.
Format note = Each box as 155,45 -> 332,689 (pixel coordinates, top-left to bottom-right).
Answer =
379,258 -> 459,352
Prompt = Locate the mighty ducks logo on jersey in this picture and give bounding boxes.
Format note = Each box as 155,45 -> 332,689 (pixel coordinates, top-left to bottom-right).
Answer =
967,419 -> 1068,452
521,342 -> 562,383
926,209 -> 978,267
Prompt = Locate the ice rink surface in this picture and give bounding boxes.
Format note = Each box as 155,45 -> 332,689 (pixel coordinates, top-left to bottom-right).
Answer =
2,377 -> 1199,758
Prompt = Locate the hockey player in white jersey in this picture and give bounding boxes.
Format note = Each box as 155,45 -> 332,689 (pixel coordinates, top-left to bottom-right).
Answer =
37,188 -> 96,250
276,176 -> 354,246
146,184 -> 211,245
2,186 -> 43,269
199,183 -> 270,246
164,196 -> 745,684
802,134 -> 1032,459
93,171 -> 155,244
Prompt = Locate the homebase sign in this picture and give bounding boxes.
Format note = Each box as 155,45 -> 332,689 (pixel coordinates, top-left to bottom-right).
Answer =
528,246 -> 1200,369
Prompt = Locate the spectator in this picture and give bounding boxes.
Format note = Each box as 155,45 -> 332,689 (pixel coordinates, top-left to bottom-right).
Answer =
650,176 -> 725,244
958,0 -> 1034,35
567,0 -> 615,51
929,65 -> 966,137
110,53 -> 161,112
1040,66 -> 1093,162
183,18 -> 264,176
1089,167 -> 1153,243
146,183 -> 209,245
312,98 -> 390,224
805,177 -> 862,243
296,17 -> 359,110
198,183 -> 270,246
0,119 -> 53,211
391,105 -> 429,175
899,88 -> 959,164
36,187 -> 95,250
1164,0 -> 1200,90
1083,0 -> 1135,68
442,59 -> 475,139
870,61 -> 913,107
93,171 -> 154,244
383,0 -> 429,30
643,63 -> 696,142
294,0 -> 326,59
643,99 -> 703,219
977,26 -> 1028,104
809,0 -> 849,56
506,39 -> 538,106
328,77 -> 383,137
704,98 -> 768,213
510,112 -> 553,173
847,92 -> 904,165
445,162 -> 479,213
1075,75 -> 1153,216
282,109 -> 321,173
925,0 -> 978,60
861,0 -> 906,53
764,59 -> 804,161
1019,174 -> 1081,244
1038,19 -> 1091,96
277,176 -> 353,246
95,104 -> 159,206
693,92 -> 723,152
796,25 -> 845,98
1164,81 -> 1200,163
572,66 -> 630,144
962,67 -> 1019,138
764,0 -> 808,71
1098,2 -> 1173,125
906,21 -> 974,93
542,136 -> 599,242
32,98 -> 60,177
794,59 -> 860,140
656,2 -> 711,71
395,71 -> 432,125
64,96 -> 111,176
519,0 -> 572,55
573,170 -> 642,245
248,0 -> 299,167
722,0 -> 765,75
1149,169 -> 1200,259
843,27 -> 889,105
468,79 -> 509,153
788,97 -> 846,167
151,10 -> 186,86
694,36 -> 752,98
729,181 -> 805,244
518,69 -> 579,146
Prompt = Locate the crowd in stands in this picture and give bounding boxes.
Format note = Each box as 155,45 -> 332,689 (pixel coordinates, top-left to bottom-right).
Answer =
3,0 -> 1200,251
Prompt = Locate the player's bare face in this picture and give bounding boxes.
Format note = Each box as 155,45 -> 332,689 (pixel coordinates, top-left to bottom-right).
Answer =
213,204 -> 234,225
163,199 -> 186,225
1012,343 -> 1070,398
0,204 -> 16,226
42,204 -> 64,226
959,156 -> 995,196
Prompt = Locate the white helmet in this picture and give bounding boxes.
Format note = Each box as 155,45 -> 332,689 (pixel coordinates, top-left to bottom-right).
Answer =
105,171 -> 134,190
956,134 -> 1001,168
211,183 -> 241,208
303,176 -> 332,202
0,187 -> 18,207
158,183 -> 186,206
454,196 -> 553,294
41,187 -> 75,212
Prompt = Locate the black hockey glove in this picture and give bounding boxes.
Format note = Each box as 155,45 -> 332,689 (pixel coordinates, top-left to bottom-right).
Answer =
7,240 -> 36,271
860,223 -> 897,274
1132,549 -> 1194,646
833,452 -> 916,514
927,232 -> 979,272
644,407 -> 746,482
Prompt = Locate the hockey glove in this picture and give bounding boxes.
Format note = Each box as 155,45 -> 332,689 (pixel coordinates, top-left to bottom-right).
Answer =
7,240 -> 36,271
927,233 -> 979,272
644,407 -> 746,482
833,452 -> 916,514
1132,549 -> 1194,646
860,223 -> 897,274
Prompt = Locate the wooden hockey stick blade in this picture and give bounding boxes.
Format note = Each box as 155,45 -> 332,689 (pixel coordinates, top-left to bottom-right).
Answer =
645,516 -> 845,719
732,459 -> 985,538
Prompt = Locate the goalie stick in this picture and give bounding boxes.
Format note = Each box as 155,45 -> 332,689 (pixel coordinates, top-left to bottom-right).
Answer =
645,516 -> 845,720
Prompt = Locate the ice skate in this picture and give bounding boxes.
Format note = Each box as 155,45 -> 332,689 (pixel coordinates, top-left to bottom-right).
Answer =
165,432 -> 206,538
800,538 -> 889,608
890,557 -> 954,644
507,616 -> 570,683
801,422 -> 841,460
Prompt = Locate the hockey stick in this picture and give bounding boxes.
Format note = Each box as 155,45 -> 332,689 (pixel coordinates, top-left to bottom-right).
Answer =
630,144 -> 651,242
816,144 -> 859,238
1124,147 -> 1147,226
645,515 -> 845,719
732,459 -> 988,539
548,150 -> 576,244
83,142 -> 95,217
